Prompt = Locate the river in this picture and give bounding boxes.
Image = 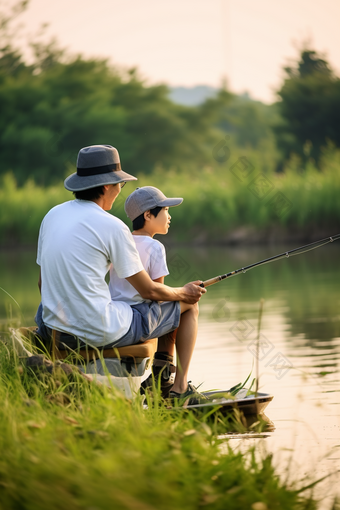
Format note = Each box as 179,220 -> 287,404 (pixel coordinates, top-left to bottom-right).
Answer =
1,243 -> 339,508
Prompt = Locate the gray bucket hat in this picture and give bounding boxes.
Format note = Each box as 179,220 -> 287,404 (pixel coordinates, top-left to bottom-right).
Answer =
64,145 -> 137,191
125,186 -> 183,221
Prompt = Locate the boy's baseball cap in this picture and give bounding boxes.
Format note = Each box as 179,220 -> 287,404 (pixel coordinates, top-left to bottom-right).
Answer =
125,186 -> 183,221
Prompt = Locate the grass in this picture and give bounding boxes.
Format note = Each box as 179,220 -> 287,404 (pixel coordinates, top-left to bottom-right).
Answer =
1,147 -> 340,246
0,330 -> 322,510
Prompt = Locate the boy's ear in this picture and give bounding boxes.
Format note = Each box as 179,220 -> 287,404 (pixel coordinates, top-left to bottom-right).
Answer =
144,210 -> 152,221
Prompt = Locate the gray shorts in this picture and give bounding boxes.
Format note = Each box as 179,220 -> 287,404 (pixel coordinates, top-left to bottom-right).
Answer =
109,301 -> 181,348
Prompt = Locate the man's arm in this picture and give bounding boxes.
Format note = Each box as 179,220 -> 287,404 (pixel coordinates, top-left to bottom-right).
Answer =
38,269 -> 41,294
153,276 -> 164,284
126,270 -> 205,304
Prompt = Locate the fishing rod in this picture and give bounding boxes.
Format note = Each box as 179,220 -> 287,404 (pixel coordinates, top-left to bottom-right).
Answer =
201,234 -> 340,288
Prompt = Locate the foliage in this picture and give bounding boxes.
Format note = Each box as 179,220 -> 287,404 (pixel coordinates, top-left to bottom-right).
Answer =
0,0 -> 283,187
0,51 -> 223,185
1,147 -> 340,247
0,1 -> 339,210
0,1 -> 28,76
275,49 -> 340,166
0,1 -> 234,186
0,172 -> 70,245
0,337 -> 319,510
217,93 -> 279,150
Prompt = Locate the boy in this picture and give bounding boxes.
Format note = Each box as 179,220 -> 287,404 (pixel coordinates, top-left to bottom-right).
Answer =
110,186 -> 204,403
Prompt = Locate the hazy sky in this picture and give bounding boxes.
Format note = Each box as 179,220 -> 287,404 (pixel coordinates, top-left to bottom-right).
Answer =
16,0 -> 340,103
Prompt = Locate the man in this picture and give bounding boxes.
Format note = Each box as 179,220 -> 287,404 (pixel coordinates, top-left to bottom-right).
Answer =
36,144 -> 206,401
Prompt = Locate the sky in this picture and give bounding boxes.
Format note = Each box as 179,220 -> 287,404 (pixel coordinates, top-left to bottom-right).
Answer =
12,0 -> 340,103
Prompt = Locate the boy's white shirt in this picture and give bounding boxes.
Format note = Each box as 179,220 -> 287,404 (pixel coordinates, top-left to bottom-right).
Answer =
109,235 -> 169,305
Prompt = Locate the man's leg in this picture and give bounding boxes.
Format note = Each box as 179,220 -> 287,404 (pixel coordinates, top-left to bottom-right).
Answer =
156,328 -> 177,357
141,329 -> 177,397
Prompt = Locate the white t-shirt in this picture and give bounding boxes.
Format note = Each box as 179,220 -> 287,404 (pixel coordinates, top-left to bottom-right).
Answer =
109,235 -> 169,305
37,199 -> 144,346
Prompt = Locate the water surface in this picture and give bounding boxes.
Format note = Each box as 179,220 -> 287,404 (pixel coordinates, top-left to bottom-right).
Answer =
166,244 -> 340,508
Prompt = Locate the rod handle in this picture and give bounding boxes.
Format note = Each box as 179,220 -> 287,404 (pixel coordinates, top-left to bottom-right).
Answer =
200,276 -> 222,288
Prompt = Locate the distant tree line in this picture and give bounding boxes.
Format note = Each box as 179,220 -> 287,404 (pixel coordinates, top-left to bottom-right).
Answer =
0,1 -> 340,186
0,38 -> 232,184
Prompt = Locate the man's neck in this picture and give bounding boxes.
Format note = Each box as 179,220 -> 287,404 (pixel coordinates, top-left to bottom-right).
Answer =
91,197 -> 105,210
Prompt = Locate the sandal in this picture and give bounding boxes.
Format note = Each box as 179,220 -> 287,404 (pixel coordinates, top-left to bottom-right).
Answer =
168,381 -> 207,406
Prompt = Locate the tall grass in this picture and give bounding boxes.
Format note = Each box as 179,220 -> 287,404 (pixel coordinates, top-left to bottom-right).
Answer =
1,147 -> 340,245
0,173 -> 70,245
0,336 -> 319,510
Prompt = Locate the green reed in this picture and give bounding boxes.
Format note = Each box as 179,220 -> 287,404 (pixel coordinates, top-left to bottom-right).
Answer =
1,147 -> 340,246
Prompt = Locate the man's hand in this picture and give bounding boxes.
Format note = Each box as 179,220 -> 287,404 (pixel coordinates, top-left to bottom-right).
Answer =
180,281 -> 206,304
126,271 -> 206,304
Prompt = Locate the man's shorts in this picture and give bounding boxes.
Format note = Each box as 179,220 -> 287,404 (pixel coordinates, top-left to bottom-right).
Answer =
34,300 -> 181,349
109,301 -> 181,348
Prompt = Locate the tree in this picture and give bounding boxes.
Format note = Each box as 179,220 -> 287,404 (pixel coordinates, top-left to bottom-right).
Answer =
216,93 -> 277,149
0,1 -> 233,185
274,49 -> 340,166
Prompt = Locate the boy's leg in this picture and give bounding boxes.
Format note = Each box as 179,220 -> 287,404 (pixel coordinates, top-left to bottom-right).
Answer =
170,303 -> 199,395
146,303 -> 199,396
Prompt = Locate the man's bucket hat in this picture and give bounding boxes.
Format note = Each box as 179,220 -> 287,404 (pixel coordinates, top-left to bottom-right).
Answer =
64,145 -> 137,192
125,186 -> 183,221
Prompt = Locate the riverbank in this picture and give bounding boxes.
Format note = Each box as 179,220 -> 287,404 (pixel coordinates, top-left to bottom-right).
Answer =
0,336 -> 321,510
0,224 -> 337,251
166,225 -> 339,246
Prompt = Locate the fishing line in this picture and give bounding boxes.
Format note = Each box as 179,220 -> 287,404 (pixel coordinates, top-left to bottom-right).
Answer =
201,234 -> 340,288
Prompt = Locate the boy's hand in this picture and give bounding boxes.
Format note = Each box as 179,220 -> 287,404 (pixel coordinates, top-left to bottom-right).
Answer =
181,281 -> 206,303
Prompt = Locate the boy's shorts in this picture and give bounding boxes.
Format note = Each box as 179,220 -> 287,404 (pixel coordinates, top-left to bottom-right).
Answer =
109,301 -> 181,348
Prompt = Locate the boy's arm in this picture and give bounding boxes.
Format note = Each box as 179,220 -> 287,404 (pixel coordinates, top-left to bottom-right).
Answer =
126,270 -> 205,304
